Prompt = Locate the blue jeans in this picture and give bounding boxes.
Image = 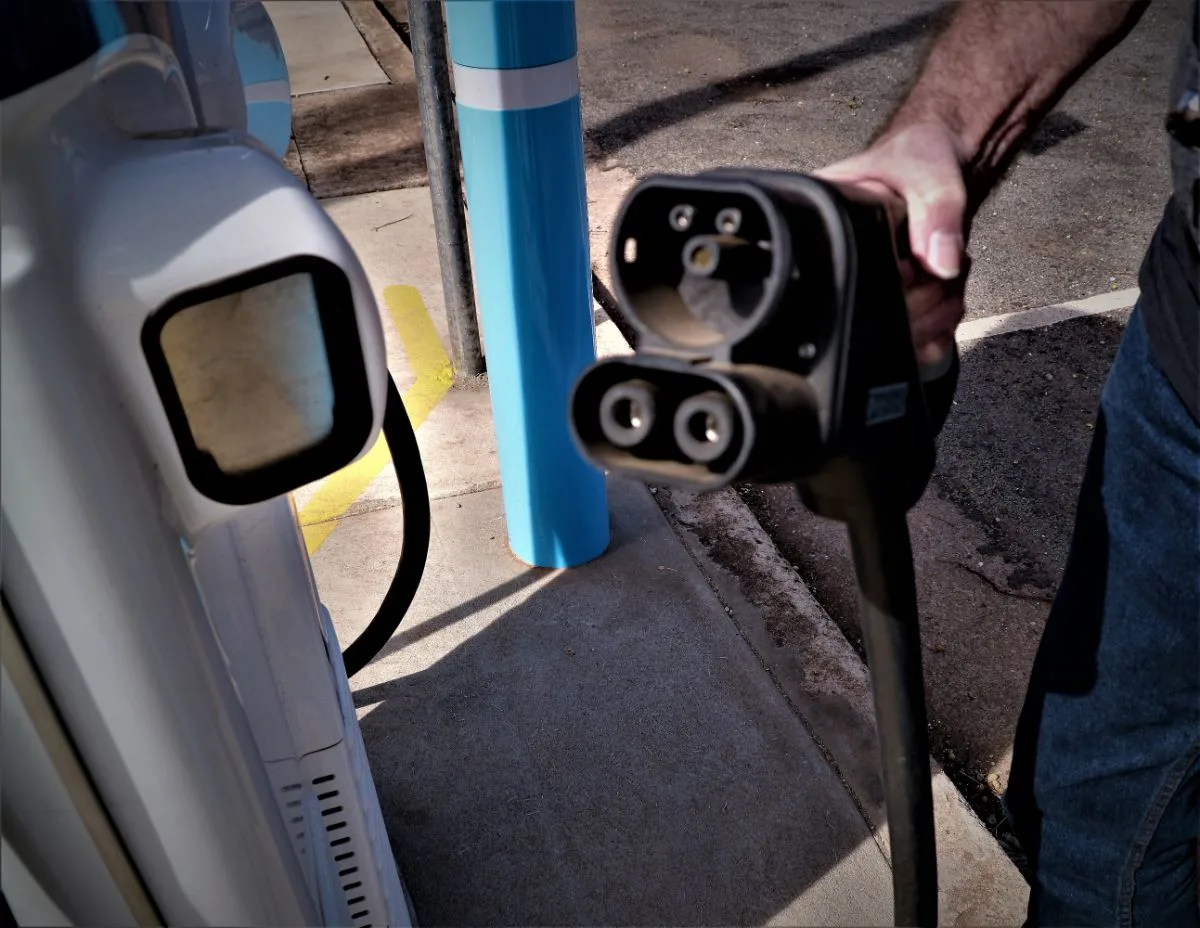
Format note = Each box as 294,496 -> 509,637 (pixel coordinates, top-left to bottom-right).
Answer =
1006,308 -> 1200,925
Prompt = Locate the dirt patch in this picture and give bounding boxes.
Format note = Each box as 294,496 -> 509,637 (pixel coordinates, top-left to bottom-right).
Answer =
292,83 -> 426,198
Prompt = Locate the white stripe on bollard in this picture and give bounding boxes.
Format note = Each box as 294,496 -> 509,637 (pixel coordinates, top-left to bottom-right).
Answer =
452,58 -> 580,112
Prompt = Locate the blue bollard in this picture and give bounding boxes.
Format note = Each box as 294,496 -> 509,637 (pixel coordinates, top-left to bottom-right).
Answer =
444,0 -> 608,568
233,0 -> 293,160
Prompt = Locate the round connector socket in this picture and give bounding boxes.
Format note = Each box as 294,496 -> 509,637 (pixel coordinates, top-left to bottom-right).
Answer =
599,380 -> 657,449
612,179 -> 791,351
674,391 -> 738,464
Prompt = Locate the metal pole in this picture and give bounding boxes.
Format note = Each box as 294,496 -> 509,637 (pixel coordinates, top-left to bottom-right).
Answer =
441,0 -> 608,568
407,0 -> 485,378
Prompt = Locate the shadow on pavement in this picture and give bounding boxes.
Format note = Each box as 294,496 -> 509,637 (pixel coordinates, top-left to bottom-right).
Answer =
585,5 -> 948,159
1024,111 -> 1089,156
351,478 -> 891,926
370,569 -> 546,659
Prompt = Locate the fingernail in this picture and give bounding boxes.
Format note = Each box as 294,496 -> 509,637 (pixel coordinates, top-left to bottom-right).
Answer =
927,231 -> 962,279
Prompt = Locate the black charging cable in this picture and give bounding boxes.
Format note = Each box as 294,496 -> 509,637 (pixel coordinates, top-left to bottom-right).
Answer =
340,375 -> 431,678
842,347 -> 957,926
846,506 -> 938,926
824,344 -> 957,926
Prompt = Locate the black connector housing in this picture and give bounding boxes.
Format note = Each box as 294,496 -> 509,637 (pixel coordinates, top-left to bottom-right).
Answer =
571,169 -> 953,518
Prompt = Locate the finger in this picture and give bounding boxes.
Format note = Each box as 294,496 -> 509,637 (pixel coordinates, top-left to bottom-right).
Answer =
909,292 -> 964,347
811,168 -> 915,275
917,333 -> 955,368
833,127 -> 967,281
821,160 -> 965,281
811,154 -> 884,185
905,279 -> 947,329
906,270 -> 965,338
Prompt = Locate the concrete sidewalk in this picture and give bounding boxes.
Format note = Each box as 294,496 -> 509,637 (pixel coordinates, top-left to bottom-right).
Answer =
269,3 -> 1027,923
319,479 -> 895,926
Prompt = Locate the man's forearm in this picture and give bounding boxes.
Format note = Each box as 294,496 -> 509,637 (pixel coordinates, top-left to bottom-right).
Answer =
891,1 -> 1148,198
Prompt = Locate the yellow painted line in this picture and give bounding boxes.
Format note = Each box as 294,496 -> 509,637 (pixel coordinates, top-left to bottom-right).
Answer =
298,286 -> 452,553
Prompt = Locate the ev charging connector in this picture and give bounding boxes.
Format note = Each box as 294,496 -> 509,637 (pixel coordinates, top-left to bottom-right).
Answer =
571,170 -> 959,927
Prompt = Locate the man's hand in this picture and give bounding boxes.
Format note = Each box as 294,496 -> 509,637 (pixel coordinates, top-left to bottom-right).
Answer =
813,1 -> 1148,366
817,120 -> 970,366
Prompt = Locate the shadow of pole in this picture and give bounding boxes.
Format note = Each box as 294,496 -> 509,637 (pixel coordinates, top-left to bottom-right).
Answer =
584,5 -> 950,159
352,567 -> 547,677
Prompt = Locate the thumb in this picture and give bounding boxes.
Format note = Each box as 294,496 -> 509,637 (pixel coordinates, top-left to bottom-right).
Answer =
903,172 -> 966,281
816,153 -> 966,280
